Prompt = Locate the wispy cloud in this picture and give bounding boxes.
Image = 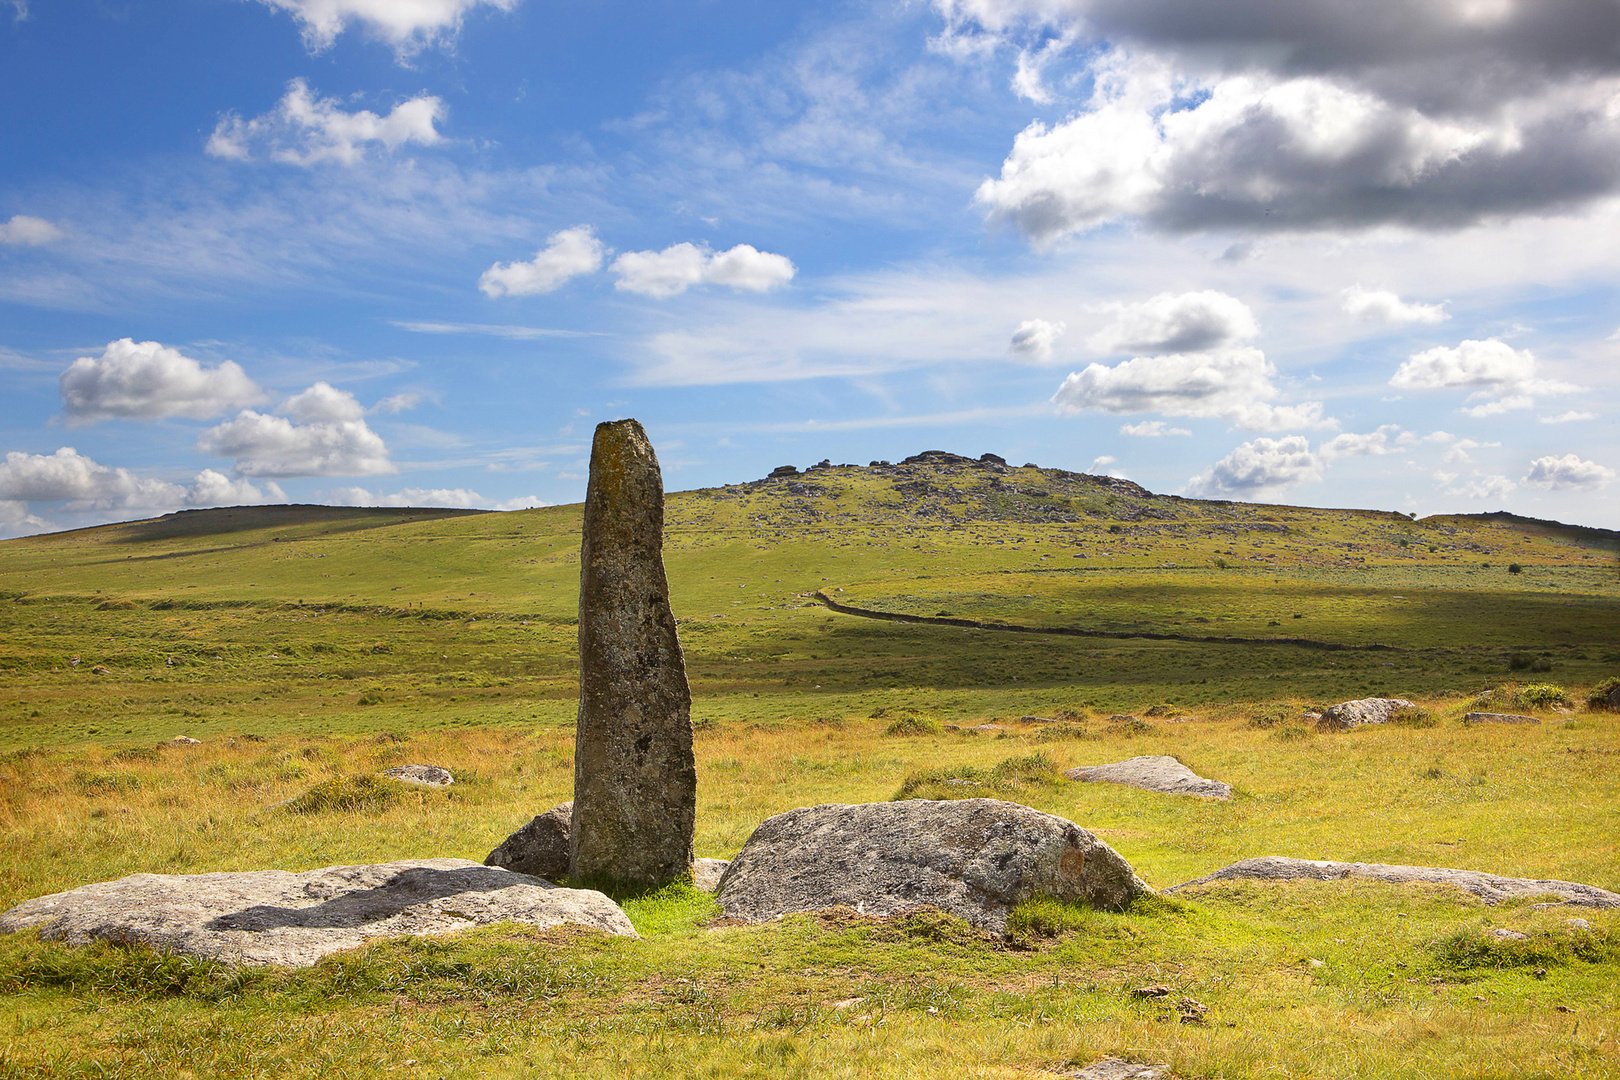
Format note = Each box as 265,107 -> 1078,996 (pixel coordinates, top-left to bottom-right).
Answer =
390,320 -> 603,339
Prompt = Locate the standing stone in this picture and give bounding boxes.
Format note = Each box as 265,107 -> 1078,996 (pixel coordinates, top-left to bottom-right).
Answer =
570,419 -> 695,888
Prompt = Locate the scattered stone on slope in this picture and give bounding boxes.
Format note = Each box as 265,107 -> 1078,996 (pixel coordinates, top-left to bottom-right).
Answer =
485,802 -> 571,880
0,858 -> 636,967
1067,1058 -> 1172,1080
714,798 -> 1150,933
382,764 -> 454,787
692,858 -> 729,893
1167,856 -> 1620,908
1463,712 -> 1540,725
1316,697 -> 1416,731
167,735 -> 201,746
1064,756 -> 1231,799
572,419 -> 696,889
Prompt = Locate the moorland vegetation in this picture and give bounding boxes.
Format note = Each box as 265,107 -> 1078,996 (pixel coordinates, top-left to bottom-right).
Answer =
0,450 -> 1616,1078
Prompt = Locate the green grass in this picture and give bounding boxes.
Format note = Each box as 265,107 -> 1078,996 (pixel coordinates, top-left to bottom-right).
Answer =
0,458 -> 1617,1077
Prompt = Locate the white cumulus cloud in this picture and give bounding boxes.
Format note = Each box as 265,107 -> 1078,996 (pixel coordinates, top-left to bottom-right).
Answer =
611,242 -> 796,299
252,0 -> 519,56
1089,290 -> 1258,354
1052,347 -> 1327,430
1120,420 -> 1191,437
1445,474 -> 1516,500
1341,286 -> 1448,324
0,214 -> 63,245
1524,454 -> 1615,491
1391,337 -> 1577,416
1009,318 -> 1065,362
207,79 -> 444,166
1185,436 -> 1324,499
327,486 -> 549,510
478,226 -> 606,298
1321,424 -> 1413,460
198,384 -> 393,478
59,339 -> 265,424
0,448 -> 284,521
1540,410 -> 1596,424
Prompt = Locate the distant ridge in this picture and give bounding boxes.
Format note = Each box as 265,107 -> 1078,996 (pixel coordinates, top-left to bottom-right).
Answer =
110,504 -> 487,543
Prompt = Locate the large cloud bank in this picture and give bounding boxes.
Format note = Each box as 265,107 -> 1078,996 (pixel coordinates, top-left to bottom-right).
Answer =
944,0 -> 1620,241
59,339 -> 265,423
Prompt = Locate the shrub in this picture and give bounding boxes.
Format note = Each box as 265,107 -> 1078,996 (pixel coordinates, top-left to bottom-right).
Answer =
1586,676 -> 1620,711
283,775 -> 402,814
1389,705 -> 1437,728
894,752 -> 1061,801
1508,652 -> 1552,673
1508,563 -> 1523,574
1517,682 -> 1570,708
1247,704 -> 1293,729
883,714 -> 941,736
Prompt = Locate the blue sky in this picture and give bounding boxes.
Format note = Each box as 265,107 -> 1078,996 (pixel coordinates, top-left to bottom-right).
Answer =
2,0 -> 1617,535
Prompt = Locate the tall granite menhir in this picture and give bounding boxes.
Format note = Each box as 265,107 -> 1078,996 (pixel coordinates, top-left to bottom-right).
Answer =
570,419 -> 696,888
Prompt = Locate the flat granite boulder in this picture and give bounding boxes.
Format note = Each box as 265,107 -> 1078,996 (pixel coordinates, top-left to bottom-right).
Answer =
715,798 -> 1150,932
692,858 -> 729,893
1463,712 -> 1540,725
0,858 -> 637,967
1065,756 -> 1231,799
1316,697 -> 1416,731
383,764 -> 454,787
485,801 -> 572,880
1167,856 -> 1620,908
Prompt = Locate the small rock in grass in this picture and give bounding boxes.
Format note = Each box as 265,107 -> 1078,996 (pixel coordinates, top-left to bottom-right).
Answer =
382,764 -> 454,788
1490,928 -> 1528,941
1065,755 -> 1231,799
167,735 -> 201,746
1316,698 -> 1416,731
1131,984 -> 1172,997
1067,1057 -> 1171,1080
691,857 -> 729,893
1566,918 -> 1592,931
1463,712 -> 1540,725
485,801 -> 572,881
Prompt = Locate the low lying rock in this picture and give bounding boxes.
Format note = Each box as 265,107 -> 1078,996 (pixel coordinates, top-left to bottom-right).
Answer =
692,858 -> 729,893
1168,856 -> 1620,908
1064,755 -> 1231,799
382,764 -> 454,787
0,858 -> 636,967
1068,1058 -> 1172,1080
1464,712 -> 1540,725
485,801 -> 571,880
715,798 -> 1150,933
1316,698 -> 1416,731
167,735 -> 201,746
1491,928 -> 1528,941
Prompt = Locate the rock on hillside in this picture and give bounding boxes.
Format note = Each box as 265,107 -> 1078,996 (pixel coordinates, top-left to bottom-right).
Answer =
0,858 -> 636,967
1168,856 -> 1620,908
1065,756 -> 1231,799
485,801 -> 572,880
1316,698 -> 1416,730
715,798 -> 1150,932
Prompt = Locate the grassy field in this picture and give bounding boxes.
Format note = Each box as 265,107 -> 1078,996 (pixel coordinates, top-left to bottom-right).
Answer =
1,452 -> 1617,1078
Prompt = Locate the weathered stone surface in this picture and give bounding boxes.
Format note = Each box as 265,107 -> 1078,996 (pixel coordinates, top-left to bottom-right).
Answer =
692,858 -> 729,893
0,858 -> 636,967
1168,856 -> 1620,908
485,802 -> 571,880
167,735 -> 201,746
383,764 -> 454,787
572,419 -> 696,888
1463,712 -> 1540,725
1316,697 -> 1416,730
1065,756 -> 1231,799
1067,1059 -> 1171,1080
715,798 -> 1150,932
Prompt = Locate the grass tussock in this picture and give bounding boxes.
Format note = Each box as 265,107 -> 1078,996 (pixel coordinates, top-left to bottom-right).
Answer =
874,707 -> 942,736
1429,921 -> 1618,975
282,774 -> 402,814
1388,705 -> 1438,728
893,751 -> 1063,801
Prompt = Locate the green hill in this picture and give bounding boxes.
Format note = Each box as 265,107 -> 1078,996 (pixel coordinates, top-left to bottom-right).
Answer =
0,450 -> 1615,746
